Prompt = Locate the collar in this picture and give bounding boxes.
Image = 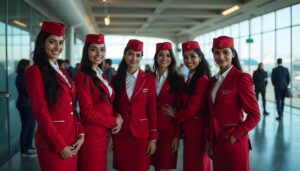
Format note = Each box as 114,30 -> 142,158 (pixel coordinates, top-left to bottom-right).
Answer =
156,70 -> 168,79
215,65 -> 233,82
127,69 -> 139,79
49,60 -> 59,70
93,67 -> 103,75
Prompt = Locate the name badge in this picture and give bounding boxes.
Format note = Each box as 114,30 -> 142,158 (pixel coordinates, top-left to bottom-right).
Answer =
221,89 -> 231,95
142,88 -> 149,93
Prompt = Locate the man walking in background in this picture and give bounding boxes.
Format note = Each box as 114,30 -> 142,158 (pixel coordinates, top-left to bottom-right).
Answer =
271,58 -> 290,121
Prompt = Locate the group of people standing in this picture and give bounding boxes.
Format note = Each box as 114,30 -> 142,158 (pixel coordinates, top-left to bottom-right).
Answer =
22,20 -> 262,171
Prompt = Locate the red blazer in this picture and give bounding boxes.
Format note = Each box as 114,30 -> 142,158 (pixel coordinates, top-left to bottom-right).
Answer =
207,67 -> 261,141
26,65 -> 83,153
75,72 -> 116,136
156,76 -> 183,138
175,75 -> 209,139
114,70 -> 158,140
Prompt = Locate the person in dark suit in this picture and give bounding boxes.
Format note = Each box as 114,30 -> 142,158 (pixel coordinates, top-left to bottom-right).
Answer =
271,58 -> 290,121
15,59 -> 36,157
103,58 -> 116,81
253,63 -> 269,115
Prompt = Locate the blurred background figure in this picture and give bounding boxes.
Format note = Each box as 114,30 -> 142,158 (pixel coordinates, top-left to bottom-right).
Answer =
144,64 -> 153,74
64,60 -> 75,79
103,59 -> 116,81
253,63 -> 269,115
15,59 -> 37,158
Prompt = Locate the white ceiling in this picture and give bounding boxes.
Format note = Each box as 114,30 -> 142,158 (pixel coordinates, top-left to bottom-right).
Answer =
25,0 -> 300,42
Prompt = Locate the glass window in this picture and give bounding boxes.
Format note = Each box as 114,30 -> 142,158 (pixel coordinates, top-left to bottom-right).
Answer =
240,20 -> 249,37
292,26 -> 300,100
292,4 -> 300,26
262,31 -> 275,70
249,34 -> 261,73
240,36 -> 250,72
276,7 -> 291,29
231,23 -> 239,38
223,26 -> 231,36
262,12 -> 275,32
276,28 -> 291,68
251,16 -> 261,34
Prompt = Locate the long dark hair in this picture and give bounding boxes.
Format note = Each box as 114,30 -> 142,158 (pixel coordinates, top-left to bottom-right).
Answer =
113,47 -> 143,110
153,50 -> 182,93
32,31 -> 60,106
185,48 -> 211,95
16,59 -> 30,74
211,47 -> 242,71
80,43 -> 107,100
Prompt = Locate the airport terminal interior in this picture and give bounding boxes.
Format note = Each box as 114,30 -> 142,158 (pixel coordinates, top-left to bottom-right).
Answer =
1,0 -> 300,170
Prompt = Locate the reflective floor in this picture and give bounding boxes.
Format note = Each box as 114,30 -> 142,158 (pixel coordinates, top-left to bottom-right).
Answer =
1,101 -> 299,171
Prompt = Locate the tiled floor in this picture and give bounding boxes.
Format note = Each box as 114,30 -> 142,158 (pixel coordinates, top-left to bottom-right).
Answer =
1,101 -> 299,171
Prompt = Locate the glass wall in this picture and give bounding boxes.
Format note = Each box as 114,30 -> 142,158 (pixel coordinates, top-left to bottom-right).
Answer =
195,3 -> 300,108
0,0 -> 48,165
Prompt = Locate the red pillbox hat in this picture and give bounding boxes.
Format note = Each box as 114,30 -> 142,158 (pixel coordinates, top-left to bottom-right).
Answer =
85,34 -> 105,44
182,41 -> 200,52
41,21 -> 65,36
212,36 -> 234,49
156,42 -> 172,51
126,39 -> 143,52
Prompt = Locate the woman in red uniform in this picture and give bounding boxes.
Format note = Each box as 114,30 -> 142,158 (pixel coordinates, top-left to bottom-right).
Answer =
75,34 -> 123,171
150,42 -> 183,171
25,21 -> 84,171
206,36 -> 261,171
164,41 -> 211,171
112,39 -> 157,171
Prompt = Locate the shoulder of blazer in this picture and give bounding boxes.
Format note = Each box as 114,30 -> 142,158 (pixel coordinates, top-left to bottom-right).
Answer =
26,64 -> 42,78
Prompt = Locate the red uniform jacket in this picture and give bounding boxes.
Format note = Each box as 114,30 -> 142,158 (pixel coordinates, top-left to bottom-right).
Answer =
207,67 -> 261,141
26,65 -> 83,153
115,70 -> 158,140
175,75 -> 209,139
75,72 -> 116,136
156,76 -> 183,138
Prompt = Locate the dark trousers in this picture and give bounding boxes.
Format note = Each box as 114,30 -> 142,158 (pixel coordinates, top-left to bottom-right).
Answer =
255,89 -> 267,112
17,106 -> 36,153
274,89 -> 286,118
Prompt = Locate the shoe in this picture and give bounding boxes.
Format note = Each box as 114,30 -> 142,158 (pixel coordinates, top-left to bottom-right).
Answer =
21,151 -> 37,158
276,117 -> 282,121
263,111 -> 269,115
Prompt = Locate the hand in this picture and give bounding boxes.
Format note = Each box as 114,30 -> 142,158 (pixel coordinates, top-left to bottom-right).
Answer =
171,137 -> 179,153
112,114 -> 123,134
71,135 -> 85,154
162,104 -> 176,117
147,140 -> 156,156
60,146 -> 74,159
108,136 -> 113,150
229,134 -> 237,144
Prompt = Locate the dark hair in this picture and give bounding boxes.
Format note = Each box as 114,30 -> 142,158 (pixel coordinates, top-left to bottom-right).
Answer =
32,31 -> 60,106
16,59 -> 30,74
80,43 -> 107,100
105,59 -> 112,65
57,59 -> 65,66
113,47 -> 143,110
64,59 -> 70,64
277,58 -> 282,64
153,49 -> 182,93
211,47 -> 243,71
184,48 -> 211,94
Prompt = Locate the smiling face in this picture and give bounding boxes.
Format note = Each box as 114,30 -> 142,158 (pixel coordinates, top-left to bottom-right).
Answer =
87,43 -> 106,68
183,50 -> 201,72
156,50 -> 172,70
124,49 -> 142,71
213,48 -> 234,72
44,35 -> 64,62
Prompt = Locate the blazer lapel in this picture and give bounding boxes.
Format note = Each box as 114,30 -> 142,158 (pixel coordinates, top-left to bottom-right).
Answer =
214,67 -> 237,105
56,67 -> 72,88
131,70 -> 146,100
208,78 -> 217,109
158,77 -> 170,98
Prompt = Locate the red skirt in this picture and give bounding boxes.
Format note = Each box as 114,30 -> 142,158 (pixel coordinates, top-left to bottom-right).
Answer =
113,135 -> 149,171
212,136 -> 251,171
183,138 -> 211,171
37,149 -> 77,171
150,132 -> 178,169
78,134 -> 108,171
